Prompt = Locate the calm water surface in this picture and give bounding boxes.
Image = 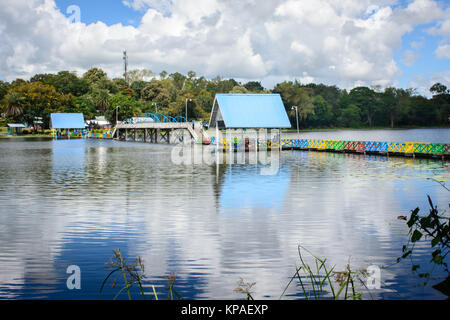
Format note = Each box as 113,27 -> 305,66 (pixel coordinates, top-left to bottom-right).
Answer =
0,129 -> 449,300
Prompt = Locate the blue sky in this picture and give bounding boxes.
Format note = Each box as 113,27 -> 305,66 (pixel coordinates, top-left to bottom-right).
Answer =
396,22 -> 450,90
1,0 -> 449,95
55,0 -> 143,27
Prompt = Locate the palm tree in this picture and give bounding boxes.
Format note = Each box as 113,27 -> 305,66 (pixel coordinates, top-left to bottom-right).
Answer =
2,92 -> 24,117
91,89 -> 110,115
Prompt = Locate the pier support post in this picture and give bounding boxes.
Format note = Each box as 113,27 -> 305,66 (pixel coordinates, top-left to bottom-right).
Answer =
125,129 -> 128,141
144,129 -> 148,142
156,129 -> 160,143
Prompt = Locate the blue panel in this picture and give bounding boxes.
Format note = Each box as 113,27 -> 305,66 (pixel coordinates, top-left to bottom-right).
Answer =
216,94 -> 291,128
51,113 -> 86,129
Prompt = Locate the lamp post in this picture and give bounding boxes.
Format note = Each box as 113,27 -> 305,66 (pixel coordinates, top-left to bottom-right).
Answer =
292,106 -> 299,136
185,98 -> 192,121
153,102 -> 158,113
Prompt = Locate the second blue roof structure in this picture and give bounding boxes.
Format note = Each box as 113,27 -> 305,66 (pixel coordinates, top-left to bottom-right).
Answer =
209,94 -> 291,129
50,113 -> 86,129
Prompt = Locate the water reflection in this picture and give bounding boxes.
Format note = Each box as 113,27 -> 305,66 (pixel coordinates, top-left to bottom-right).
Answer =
0,139 -> 448,299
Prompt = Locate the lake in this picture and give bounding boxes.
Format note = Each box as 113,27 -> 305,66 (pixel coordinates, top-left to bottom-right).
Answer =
0,128 -> 449,300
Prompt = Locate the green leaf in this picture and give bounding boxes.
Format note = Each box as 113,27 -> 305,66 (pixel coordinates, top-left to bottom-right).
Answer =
432,249 -> 442,258
407,208 -> 420,228
433,255 -> 443,265
411,230 -> 423,243
412,265 -> 420,271
419,216 -> 432,229
431,237 -> 441,248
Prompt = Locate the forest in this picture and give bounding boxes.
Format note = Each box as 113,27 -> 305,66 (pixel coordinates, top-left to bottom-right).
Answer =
1,67 -> 449,130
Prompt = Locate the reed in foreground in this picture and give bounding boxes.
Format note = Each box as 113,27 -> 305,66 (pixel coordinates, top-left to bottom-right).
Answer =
100,248 -> 182,300
279,245 -> 370,300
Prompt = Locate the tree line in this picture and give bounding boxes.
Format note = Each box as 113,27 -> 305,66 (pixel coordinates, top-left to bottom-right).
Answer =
0,67 -> 449,130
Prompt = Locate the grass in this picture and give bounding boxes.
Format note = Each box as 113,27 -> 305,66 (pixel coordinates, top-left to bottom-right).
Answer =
278,245 -> 369,300
100,249 -> 182,300
103,246 -> 372,301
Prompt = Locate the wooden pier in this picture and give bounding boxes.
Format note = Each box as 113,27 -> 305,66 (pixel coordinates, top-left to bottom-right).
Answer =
113,122 -> 210,144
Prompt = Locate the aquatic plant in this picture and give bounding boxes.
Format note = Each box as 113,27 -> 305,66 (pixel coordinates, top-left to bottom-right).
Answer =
397,193 -> 449,296
100,249 -> 182,300
234,278 -> 256,300
100,248 -> 146,300
279,245 -> 369,300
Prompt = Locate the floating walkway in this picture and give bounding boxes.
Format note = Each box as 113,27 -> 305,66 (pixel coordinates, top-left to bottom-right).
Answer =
112,113 -> 210,144
281,139 -> 449,159
211,137 -> 450,160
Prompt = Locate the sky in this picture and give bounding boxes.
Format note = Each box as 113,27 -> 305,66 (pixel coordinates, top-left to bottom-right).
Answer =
0,0 -> 449,96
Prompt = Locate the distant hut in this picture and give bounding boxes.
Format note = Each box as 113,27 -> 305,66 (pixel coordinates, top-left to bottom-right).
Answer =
208,94 -> 291,149
7,124 -> 25,136
50,113 -> 86,139
209,94 -> 291,130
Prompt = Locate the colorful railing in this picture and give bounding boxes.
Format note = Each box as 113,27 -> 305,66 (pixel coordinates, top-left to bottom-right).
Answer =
281,139 -> 449,157
210,137 -> 449,157
86,130 -> 113,139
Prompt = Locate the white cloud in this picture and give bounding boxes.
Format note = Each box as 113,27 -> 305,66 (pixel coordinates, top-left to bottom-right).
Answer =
408,70 -> 450,96
427,19 -> 450,37
122,0 -> 173,15
402,50 -> 420,66
0,0 -> 447,90
410,39 -> 424,49
435,43 -> 450,59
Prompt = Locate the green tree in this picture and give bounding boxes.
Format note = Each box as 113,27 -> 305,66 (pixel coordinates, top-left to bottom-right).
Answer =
0,81 -> 10,101
2,92 -> 25,120
9,82 -> 75,128
169,72 -> 187,91
73,95 -> 98,120
141,79 -> 171,108
90,88 -> 111,114
95,78 -> 120,94
131,80 -> 148,99
230,86 -> 249,93
187,71 -> 197,80
430,83 -> 449,95
349,87 -> 377,126
196,89 -> 214,114
31,71 -> 90,97
430,83 -> 450,125
10,79 -> 27,88
83,67 -> 108,85
308,95 -> 333,127
105,94 -> 144,125
337,104 -> 362,127
244,81 -> 264,92
273,81 -> 315,125
159,70 -> 168,79
409,96 -> 439,126
381,87 -> 399,128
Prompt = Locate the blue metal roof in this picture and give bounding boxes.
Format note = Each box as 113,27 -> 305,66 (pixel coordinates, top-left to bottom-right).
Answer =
51,113 -> 85,129
213,94 -> 291,128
